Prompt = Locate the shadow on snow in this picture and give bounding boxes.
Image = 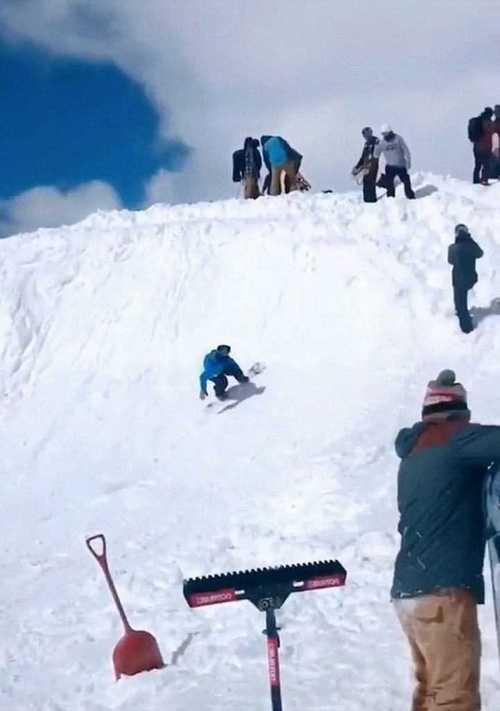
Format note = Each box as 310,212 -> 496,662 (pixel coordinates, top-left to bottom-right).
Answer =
217,382 -> 266,413
471,297 -> 500,326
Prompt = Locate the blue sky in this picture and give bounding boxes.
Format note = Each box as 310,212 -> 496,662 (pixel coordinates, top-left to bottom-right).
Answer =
1,41 -> 189,208
1,1 -> 499,237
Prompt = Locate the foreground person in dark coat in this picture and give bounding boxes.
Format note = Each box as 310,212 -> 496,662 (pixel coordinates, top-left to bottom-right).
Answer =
448,224 -> 483,333
392,369 -> 500,711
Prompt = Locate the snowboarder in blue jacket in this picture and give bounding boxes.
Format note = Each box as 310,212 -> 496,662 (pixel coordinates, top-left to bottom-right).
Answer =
199,345 -> 249,400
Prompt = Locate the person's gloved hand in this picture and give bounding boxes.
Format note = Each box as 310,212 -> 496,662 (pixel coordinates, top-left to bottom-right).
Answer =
200,389 -> 208,400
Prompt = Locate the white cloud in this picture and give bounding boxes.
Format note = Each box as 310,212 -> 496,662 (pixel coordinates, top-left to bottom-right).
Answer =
1,1 -> 500,203
0,181 -> 122,238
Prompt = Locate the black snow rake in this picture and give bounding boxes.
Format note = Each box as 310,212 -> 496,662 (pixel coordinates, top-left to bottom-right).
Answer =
183,559 -> 347,710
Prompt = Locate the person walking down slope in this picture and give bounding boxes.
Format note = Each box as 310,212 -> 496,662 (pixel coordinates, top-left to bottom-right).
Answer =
468,107 -> 494,185
352,126 -> 379,203
232,137 -> 262,199
199,345 -> 249,401
374,124 -> 415,199
261,135 -> 303,196
448,223 -> 483,334
392,369 -> 500,711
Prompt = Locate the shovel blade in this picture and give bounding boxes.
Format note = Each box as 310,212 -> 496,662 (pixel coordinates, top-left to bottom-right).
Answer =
113,629 -> 165,680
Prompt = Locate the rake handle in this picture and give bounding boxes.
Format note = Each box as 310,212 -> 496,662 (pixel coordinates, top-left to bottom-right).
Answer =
86,534 -> 132,633
265,608 -> 283,711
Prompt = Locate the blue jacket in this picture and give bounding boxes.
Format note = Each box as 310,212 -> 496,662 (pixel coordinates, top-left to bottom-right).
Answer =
261,135 -> 302,168
199,351 -> 244,392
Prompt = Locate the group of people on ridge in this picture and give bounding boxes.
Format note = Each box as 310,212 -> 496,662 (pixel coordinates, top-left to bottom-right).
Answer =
233,109 -> 500,204
232,135 -> 309,199
468,104 -> 500,184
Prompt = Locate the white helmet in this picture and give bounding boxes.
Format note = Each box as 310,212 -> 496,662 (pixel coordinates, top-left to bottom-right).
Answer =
380,123 -> 393,134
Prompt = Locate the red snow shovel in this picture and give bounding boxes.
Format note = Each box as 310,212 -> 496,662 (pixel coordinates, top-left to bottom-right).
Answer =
86,534 -> 165,679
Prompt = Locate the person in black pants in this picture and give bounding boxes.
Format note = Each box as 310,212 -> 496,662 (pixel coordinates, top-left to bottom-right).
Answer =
374,124 -> 415,199
469,107 -> 493,184
352,127 -> 379,202
448,224 -> 483,333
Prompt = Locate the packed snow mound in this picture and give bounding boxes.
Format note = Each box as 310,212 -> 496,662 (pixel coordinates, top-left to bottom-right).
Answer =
1,173 -> 500,710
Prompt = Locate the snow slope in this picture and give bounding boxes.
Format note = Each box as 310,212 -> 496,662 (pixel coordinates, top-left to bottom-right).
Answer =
1,174 -> 500,710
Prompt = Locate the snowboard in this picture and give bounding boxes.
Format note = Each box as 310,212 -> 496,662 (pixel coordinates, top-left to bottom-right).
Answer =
485,464 -> 500,659
247,361 -> 266,377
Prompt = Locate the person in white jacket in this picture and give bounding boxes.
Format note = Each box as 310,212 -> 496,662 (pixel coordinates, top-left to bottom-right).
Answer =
374,124 -> 415,199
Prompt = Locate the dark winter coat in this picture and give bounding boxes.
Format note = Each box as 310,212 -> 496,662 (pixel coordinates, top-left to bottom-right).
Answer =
232,138 -> 262,182
468,111 -> 493,149
448,233 -> 483,289
391,416 -> 500,603
355,136 -> 379,170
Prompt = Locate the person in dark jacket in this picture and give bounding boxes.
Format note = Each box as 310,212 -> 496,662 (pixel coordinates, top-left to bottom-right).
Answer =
260,135 -> 302,196
469,107 -> 494,185
392,369 -> 500,711
352,126 -> 379,203
448,223 -> 483,334
199,345 -> 248,401
232,137 -> 262,199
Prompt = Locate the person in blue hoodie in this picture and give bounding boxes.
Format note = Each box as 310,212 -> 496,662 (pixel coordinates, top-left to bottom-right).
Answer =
260,135 -> 303,196
199,345 -> 249,400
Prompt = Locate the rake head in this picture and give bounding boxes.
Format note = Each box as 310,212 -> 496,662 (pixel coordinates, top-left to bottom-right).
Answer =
184,559 -> 346,611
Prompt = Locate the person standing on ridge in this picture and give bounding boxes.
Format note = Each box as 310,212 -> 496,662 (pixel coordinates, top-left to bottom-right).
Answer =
373,124 -> 415,199
199,345 -> 249,401
232,137 -> 262,199
352,126 -> 379,203
392,368 -> 500,711
491,105 -> 500,179
260,135 -> 303,196
448,223 -> 483,334
468,107 -> 494,185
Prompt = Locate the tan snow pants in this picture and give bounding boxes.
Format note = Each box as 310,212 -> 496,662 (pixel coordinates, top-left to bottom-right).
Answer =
244,176 -> 259,199
394,589 -> 481,711
269,159 -> 298,196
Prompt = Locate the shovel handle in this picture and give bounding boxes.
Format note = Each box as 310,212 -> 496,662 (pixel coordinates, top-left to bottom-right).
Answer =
86,534 -> 108,565
86,533 -> 132,632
